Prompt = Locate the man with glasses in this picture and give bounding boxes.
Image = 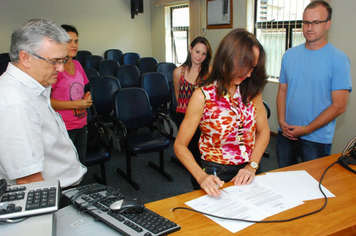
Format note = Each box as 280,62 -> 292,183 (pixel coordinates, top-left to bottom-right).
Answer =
276,0 -> 352,168
0,19 -> 87,188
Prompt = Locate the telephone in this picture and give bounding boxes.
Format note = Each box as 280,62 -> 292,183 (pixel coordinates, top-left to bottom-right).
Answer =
338,136 -> 356,174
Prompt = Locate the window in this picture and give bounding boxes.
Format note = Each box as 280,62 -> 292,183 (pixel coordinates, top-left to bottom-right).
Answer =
253,0 -> 310,81
165,4 -> 189,65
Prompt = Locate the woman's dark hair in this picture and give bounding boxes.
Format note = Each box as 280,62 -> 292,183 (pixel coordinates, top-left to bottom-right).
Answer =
182,36 -> 212,82
200,28 -> 267,105
61,24 -> 79,36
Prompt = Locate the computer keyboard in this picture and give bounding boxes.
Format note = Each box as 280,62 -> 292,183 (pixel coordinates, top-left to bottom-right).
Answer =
0,179 -> 59,219
63,183 -> 181,236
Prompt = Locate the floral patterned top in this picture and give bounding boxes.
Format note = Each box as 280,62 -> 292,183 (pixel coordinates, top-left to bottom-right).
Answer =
199,81 -> 257,165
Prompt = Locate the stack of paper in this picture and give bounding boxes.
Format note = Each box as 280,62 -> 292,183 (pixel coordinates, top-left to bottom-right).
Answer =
185,170 -> 335,233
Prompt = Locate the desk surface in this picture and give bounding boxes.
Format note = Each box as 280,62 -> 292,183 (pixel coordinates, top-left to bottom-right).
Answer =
146,154 -> 356,236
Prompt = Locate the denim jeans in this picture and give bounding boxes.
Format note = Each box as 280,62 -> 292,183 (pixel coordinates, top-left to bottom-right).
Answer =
68,126 -> 87,164
276,131 -> 331,168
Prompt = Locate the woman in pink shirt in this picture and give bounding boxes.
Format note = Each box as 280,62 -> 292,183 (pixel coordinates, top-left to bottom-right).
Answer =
51,25 -> 92,164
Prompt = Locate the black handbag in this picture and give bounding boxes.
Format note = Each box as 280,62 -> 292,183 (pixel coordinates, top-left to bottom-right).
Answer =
86,106 -> 112,150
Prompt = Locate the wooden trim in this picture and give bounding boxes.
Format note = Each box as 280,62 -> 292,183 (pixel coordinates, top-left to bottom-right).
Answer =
206,0 -> 233,29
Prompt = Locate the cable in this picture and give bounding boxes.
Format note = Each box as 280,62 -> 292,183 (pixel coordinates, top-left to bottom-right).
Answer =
172,160 -> 338,223
0,217 -> 29,224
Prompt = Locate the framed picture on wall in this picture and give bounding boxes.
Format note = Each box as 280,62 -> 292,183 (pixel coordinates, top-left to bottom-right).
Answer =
207,0 -> 233,29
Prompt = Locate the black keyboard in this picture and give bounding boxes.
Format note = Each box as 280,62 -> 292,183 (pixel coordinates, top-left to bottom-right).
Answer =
0,179 -> 59,219
63,183 -> 181,236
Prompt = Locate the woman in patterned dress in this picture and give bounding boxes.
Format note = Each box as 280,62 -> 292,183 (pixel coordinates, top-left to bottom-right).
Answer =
174,29 -> 269,197
173,37 -> 212,190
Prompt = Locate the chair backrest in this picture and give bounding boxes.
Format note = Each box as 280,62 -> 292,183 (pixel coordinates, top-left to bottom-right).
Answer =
263,101 -> 271,119
115,65 -> 141,88
121,52 -> 140,66
98,59 -> 120,76
90,76 -> 121,115
104,49 -> 123,64
141,72 -> 170,108
84,68 -> 100,80
137,57 -> 158,74
155,62 -> 177,85
84,55 -> 103,70
112,88 -> 152,131
0,53 -> 10,62
0,59 -> 10,76
84,68 -> 100,93
74,50 -> 92,67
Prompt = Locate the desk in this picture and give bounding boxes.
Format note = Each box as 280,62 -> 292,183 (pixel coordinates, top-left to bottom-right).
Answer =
145,154 -> 356,235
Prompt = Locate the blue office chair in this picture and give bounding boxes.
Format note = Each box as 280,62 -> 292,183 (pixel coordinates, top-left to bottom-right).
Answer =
0,59 -> 10,76
137,57 -> 158,74
84,55 -> 103,70
141,72 -> 171,117
84,68 -> 100,93
90,76 -> 121,129
155,62 -> 178,119
85,106 -> 113,185
104,49 -> 123,64
155,62 -> 177,87
98,59 -> 120,76
121,52 -> 140,66
115,65 -> 141,88
263,101 -> 271,158
112,88 -> 173,190
74,50 -> 92,67
0,53 -> 10,62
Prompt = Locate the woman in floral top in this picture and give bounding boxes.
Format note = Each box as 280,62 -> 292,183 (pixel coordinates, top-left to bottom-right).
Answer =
174,29 -> 269,197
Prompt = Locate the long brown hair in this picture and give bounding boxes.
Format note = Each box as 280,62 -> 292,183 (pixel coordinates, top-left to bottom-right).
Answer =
182,36 -> 212,82
199,28 -> 267,105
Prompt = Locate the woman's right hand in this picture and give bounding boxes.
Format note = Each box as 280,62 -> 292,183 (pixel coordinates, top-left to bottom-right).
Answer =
199,174 -> 225,197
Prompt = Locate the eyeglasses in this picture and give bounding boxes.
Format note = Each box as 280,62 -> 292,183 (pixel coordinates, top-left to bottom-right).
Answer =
302,20 -> 329,27
31,53 -> 69,68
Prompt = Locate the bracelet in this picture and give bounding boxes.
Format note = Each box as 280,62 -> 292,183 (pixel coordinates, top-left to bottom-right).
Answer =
302,125 -> 308,135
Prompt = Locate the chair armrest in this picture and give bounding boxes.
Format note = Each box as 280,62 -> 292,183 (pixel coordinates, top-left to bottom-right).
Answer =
154,112 -> 174,137
113,118 -> 128,145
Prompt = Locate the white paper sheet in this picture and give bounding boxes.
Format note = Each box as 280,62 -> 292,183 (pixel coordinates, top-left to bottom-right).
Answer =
265,170 -> 335,201
184,170 -> 335,233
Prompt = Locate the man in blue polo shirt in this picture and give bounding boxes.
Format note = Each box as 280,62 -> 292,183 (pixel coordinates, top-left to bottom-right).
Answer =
276,0 -> 352,168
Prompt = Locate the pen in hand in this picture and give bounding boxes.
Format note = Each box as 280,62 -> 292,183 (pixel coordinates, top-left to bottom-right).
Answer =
213,167 -> 228,194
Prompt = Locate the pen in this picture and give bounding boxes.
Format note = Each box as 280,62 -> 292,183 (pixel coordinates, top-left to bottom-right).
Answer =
213,167 -> 228,194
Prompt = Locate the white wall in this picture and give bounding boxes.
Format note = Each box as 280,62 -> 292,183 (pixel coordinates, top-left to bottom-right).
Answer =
1,0 -> 355,153
0,0 -> 153,57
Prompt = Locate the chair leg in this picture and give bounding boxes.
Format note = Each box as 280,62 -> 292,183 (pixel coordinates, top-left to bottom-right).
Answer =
117,150 -> 140,190
93,162 -> 107,185
148,151 -> 173,181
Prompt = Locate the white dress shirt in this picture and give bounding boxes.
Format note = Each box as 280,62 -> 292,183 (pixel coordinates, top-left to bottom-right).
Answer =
0,63 -> 87,187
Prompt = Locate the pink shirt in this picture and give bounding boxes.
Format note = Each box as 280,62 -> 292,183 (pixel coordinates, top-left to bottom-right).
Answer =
51,60 -> 89,130
199,82 -> 257,165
